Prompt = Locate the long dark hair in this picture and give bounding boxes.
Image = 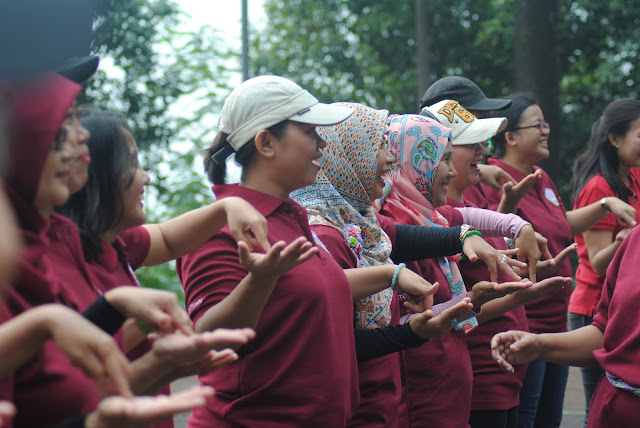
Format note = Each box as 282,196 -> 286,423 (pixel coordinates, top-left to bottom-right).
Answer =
490,93 -> 538,158
571,99 -> 640,203
58,110 -> 136,262
203,120 -> 289,185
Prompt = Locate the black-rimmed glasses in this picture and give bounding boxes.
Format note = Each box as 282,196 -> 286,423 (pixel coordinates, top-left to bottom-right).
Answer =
513,122 -> 550,133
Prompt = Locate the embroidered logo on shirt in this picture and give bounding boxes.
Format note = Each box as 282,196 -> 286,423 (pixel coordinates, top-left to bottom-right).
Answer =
544,188 -> 560,206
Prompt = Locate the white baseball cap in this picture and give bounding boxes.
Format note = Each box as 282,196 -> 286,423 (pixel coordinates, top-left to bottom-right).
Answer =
219,75 -> 354,150
420,99 -> 507,145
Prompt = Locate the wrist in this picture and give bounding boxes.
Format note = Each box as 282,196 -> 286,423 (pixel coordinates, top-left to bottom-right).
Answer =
600,197 -> 611,214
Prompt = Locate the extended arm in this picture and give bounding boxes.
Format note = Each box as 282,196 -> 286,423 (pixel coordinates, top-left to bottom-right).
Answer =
566,197 -> 636,237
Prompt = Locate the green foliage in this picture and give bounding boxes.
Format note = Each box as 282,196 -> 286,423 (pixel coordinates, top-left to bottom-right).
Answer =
253,0 -> 640,205
86,0 -> 235,301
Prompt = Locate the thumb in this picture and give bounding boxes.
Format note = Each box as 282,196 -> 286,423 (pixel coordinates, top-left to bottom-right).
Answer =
502,181 -> 513,193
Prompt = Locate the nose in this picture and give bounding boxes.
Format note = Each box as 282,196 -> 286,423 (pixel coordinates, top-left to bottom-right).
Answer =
142,168 -> 151,186
449,163 -> 457,179
385,147 -> 396,165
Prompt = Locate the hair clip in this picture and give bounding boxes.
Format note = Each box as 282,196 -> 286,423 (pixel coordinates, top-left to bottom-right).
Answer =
211,142 -> 235,166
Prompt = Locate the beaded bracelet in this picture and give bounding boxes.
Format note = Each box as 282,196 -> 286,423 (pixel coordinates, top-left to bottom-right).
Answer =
460,230 -> 483,261
391,263 -> 406,290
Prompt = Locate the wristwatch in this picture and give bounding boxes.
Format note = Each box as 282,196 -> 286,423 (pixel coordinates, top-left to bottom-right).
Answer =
600,197 -> 610,214
459,224 -> 477,243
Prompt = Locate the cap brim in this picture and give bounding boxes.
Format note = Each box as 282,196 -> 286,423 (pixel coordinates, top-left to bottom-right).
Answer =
465,98 -> 512,112
290,102 -> 354,126
452,117 -> 507,145
55,55 -> 99,83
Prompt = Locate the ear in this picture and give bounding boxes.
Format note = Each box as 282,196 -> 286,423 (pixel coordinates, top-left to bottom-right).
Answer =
505,131 -> 518,147
608,133 -> 621,149
254,129 -> 275,159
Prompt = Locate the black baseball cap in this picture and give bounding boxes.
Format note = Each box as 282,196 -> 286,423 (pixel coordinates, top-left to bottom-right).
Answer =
419,76 -> 511,112
55,55 -> 99,83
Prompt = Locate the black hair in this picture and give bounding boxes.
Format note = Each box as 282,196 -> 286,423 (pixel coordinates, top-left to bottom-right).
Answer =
490,93 -> 538,158
203,120 -> 289,185
57,109 -> 137,262
571,99 -> 640,203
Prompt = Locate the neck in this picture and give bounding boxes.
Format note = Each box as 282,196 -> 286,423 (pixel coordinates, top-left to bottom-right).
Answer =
241,165 -> 292,201
618,162 -> 631,185
36,206 -> 52,221
500,151 -> 535,175
100,229 -> 120,245
447,184 -> 465,203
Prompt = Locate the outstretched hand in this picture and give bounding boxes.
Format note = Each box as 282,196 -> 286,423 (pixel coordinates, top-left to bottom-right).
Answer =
105,287 -> 193,337
468,280 -> 532,308
48,305 -> 133,398
478,164 -> 516,191
514,226 -> 542,282
406,297 -> 474,340
84,386 -> 215,428
238,237 -> 317,279
498,170 -> 542,214
463,235 -> 526,282
224,197 -> 271,252
491,330 -> 541,373
606,197 -> 637,228
394,268 -> 439,311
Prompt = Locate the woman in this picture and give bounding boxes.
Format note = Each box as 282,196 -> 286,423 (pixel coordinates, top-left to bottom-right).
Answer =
59,110 -> 269,364
492,222 -> 640,427
290,103 -> 513,427
425,101 -> 576,428
484,93 -> 636,428
569,99 -> 640,427
179,76 -> 481,427
0,72 -> 234,427
377,113 -> 570,428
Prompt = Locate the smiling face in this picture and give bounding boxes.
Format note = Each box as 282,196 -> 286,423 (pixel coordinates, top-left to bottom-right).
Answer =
65,104 -> 91,194
450,142 -> 485,196
371,140 -> 395,200
114,128 -> 150,233
431,141 -> 456,207
33,126 -> 74,218
272,121 -> 326,193
508,104 -> 550,163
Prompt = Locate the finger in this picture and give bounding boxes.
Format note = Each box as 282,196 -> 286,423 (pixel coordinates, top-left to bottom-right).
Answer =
100,349 -> 133,398
402,300 -> 425,314
251,225 -> 271,252
237,241 -> 252,267
501,170 -> 517,185
264,241 -> 287,263
528,259 -> 537,283
485,255 -> 498,282
502,182 -> 513,194
555,243 -> 577,264
540,243 -> 553,261
294,247 -> 319,264
499,248 -> 520,257
499,260 -> 523,281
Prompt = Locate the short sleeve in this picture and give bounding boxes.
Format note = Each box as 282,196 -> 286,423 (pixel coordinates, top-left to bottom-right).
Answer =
120,226 -> 151,270
435,205 -> 464,226
312,225 -> 358,269
177,233 -> 248,324
574,175 -> 618,231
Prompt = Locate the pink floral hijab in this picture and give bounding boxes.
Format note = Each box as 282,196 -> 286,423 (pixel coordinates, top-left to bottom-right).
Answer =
377,114 -> 477,332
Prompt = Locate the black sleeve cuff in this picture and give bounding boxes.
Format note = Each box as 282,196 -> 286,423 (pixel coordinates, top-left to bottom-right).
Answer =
82,295 -> 126,336
354,323 -> 427,362
48,414 -> 87,428
392,225 -> 462,262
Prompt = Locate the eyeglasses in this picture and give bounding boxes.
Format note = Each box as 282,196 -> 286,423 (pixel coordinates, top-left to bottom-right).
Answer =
513,122 -> 550,133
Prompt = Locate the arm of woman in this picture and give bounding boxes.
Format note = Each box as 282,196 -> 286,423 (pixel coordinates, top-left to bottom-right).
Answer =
193,238 -> 316,336
142,197 -> 269,266
491,325 -> 604,373
565,197 -> 636,237
583,228 -> 629,276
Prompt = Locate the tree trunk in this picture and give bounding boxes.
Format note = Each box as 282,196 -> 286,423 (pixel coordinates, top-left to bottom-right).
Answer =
415,0 -> 430,108
514,0 -> 560,180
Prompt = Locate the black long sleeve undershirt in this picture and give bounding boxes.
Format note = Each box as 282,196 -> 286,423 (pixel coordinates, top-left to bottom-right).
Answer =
354,323 -> 426,361
392,224 -> 462,263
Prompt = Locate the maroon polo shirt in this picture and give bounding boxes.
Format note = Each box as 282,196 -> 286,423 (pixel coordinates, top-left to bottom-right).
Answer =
589,226 -> 640,426
571,170 -> 640,317
312,223 -> 401,428
177,184 -> 359,427
482,159 -> 573,334
443,197 -> 529,411
0,222 -> 100,427
376,210 -> 472,428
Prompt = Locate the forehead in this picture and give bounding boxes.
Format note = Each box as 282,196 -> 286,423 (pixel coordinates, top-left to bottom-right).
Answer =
520,104 -> 543,122
121,128 -> 138,151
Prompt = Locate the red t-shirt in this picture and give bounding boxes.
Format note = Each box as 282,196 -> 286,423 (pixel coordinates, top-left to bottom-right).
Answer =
590,226 -> 640,425
482,159 -> 573,334
377,210 -> 472,428
312,223 -> 401,428
177,185 -> 359,427
570,170 -> 640,316
442,197 -> 529,411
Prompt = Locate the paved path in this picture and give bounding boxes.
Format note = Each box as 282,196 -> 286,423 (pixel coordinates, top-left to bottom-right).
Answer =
171,365 -> 587,427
